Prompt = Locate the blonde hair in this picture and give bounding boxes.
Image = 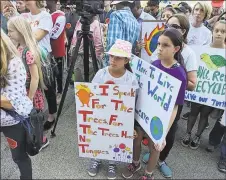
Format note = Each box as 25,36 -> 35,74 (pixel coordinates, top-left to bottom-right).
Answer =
8,16 -> 45,89
0,29 -> 19,88
192,2 -> 212,21
36,0 -> 45,9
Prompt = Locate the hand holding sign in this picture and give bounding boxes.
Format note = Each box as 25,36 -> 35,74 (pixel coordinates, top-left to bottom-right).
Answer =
154,139 -> 166,152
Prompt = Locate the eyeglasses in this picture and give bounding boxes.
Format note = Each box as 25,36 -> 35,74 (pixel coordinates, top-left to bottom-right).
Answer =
165,24 -> 183,30
220,17 -> 226,21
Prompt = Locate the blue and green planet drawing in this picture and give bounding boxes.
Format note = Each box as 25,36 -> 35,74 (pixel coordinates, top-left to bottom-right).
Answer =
150,116 -> 163,140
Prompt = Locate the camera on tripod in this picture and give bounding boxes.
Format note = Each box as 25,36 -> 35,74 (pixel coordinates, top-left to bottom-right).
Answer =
75,0 -> 104,15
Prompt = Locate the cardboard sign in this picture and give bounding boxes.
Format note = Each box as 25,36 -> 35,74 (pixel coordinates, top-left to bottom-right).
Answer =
130,55 -> 181,144
75,83 -> 136,163
185,46 -> 226,110
141,21 -> 165,62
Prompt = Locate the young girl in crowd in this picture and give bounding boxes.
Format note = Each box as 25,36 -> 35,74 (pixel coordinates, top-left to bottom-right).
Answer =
22,0 -> 58,130
122,28 -> 187,180
16,0 -> 29,14
7,16 -> 49,150
160,7 -> 177,21
181,19 -> 226,150
87,39 -> 138,180
1,29 -> 33,179
143,14 -> 197,178
206,17 -> 226,153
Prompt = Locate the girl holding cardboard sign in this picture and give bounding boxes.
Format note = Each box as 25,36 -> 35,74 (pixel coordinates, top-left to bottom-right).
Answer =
122,28 -> 187,180
143,14 -> 198,178
87,39 -> 138,180
181,19 -> 226,151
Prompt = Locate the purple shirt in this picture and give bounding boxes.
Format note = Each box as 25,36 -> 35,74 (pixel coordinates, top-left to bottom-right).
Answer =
152,60 -> 187,105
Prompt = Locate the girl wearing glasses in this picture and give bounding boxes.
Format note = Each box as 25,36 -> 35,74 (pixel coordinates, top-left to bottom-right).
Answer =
143,14 -> 198,178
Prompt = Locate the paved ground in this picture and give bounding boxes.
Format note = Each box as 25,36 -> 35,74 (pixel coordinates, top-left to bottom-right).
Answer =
1,86 -> 225,179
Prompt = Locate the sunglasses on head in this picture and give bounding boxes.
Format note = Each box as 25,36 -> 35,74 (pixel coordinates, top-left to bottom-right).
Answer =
165,24 -> 183,30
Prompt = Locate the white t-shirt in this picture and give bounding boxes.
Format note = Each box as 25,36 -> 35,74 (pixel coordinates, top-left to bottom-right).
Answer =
22,11 -> 53,52
181,45 -> 198,72
187,24 -> 212,45
149,45 -> 198,72
1,57 -> 33,127
92,67 -> 138,88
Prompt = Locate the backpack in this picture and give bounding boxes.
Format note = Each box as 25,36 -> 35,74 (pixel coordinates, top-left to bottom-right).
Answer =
22,47 -> 54,88
3,108 -> 44,156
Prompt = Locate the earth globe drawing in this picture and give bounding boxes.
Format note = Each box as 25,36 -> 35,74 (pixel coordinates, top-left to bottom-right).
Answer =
150,116 -> 163,140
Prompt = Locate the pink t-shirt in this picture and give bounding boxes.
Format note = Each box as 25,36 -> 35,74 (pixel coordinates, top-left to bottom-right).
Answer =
71,19 -> 104,59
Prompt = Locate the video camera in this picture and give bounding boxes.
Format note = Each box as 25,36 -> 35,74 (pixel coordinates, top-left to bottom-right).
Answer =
75,0 -> 104,15
62,0 -> 104,15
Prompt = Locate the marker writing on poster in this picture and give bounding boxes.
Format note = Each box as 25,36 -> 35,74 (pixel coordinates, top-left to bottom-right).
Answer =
92,99 -> 106,109
113,86 -> 136,98
111,99 -> 133,113
196,66 -> 226,95
147,81 -> 172,112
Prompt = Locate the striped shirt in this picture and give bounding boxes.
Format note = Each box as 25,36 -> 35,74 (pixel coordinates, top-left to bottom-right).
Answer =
104,7 -> 140,66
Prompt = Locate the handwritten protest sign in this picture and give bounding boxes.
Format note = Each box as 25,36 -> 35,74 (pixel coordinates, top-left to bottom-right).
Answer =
74,83 -> 135,163
141,21 -> 165,62
185,46 -> 226,110
130,55 -> 181,144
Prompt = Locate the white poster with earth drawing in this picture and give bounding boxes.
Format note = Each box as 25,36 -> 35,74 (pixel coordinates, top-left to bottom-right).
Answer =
130,55 -> 181,144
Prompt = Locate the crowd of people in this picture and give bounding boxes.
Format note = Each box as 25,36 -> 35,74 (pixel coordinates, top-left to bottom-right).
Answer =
0,0 -> 225,179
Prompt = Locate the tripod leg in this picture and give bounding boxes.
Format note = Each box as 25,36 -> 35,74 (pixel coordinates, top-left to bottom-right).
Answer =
83,35 -> 90,82
51,34 -> 83,138
89,35 -> 99,74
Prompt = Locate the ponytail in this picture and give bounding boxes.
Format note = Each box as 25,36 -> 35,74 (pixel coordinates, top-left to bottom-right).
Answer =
125,61 -> 133,73
174,50 -> 185,69
175,49 -> 188,86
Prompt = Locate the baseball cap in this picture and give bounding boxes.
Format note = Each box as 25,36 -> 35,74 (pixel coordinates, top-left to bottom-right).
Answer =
211,0 -> 224,8
111,0 -> 134,5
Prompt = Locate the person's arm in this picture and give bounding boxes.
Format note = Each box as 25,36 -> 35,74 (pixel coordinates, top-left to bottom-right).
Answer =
187,70 -> 197,91
106,12 -> 122,51
34,13 -> 53,42
0,95 -> 13,109
184,47 -> 198,91
166,105 -> 178,133
93,20 -> 104,59
51,15 -> 66,39
28,64 -> 39,100
34,29 -> 49,42
69,20 -> 80,55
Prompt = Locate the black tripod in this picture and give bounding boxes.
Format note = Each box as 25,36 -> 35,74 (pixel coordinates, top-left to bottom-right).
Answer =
51,14 -> 99,137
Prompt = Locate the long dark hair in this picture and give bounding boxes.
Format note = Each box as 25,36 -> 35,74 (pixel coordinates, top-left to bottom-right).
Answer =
166,14 -> 190,44
160,28 -> 185,69
125,59 -> 132,72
